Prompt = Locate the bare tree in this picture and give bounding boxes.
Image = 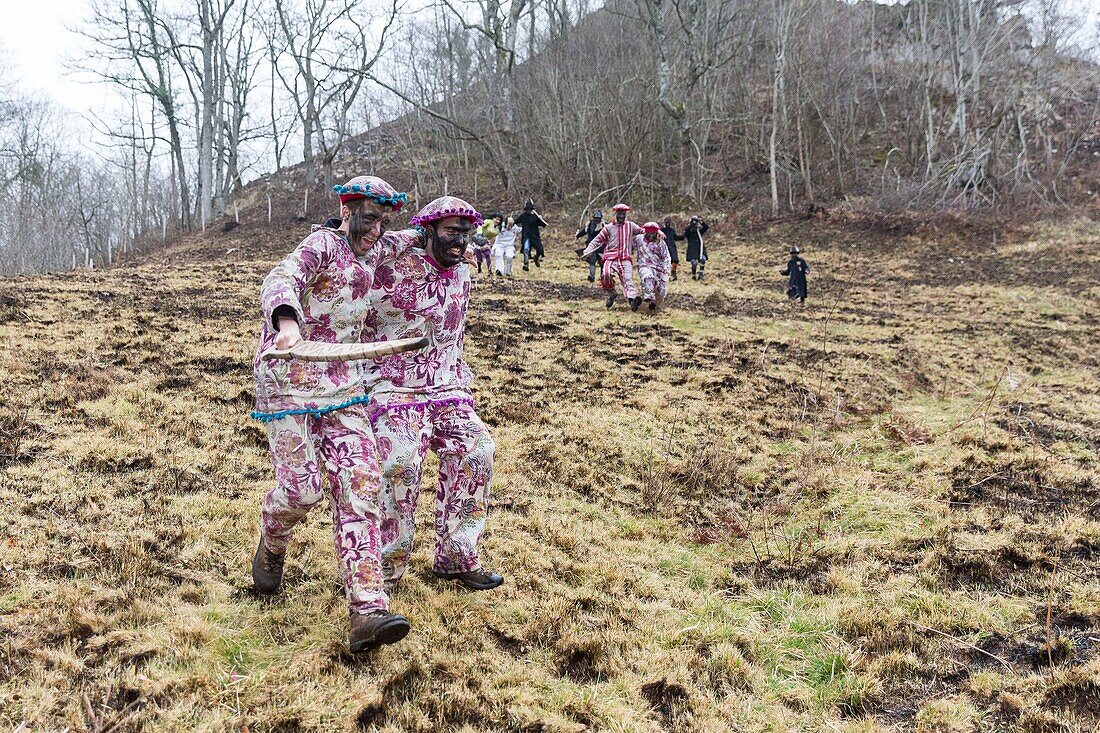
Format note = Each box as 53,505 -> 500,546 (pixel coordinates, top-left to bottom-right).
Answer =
272,0 -> 398,203
80,0 -> 195,230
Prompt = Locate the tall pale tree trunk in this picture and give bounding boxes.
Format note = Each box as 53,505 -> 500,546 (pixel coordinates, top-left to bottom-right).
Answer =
197,0 -> 216,227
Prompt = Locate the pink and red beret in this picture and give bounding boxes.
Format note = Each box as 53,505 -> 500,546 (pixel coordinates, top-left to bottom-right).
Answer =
333,175 -> 408,210
410,195 -> 484,227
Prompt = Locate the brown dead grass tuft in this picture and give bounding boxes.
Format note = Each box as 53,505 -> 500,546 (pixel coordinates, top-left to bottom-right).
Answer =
640,677 -> 694,730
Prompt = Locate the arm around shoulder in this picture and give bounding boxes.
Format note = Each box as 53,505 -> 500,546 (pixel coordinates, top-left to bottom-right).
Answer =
581,225 -> 610,257
369,227 -> 426,267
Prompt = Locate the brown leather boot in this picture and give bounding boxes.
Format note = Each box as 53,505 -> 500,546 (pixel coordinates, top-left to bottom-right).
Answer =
349,610 -> 411,653
432,567 -> 504,591
251,536 -> 285,594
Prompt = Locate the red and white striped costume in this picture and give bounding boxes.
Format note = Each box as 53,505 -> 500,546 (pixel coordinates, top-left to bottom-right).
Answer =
582,220 -> 644,300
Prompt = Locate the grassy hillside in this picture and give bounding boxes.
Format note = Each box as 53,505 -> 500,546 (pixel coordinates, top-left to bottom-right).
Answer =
1,213 -> 1098,732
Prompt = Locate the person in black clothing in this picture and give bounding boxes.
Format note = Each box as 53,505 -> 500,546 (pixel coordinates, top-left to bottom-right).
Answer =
659,217 -> 683,281
781,245 -> 810,304
515,199 -> 548,271
684,215 -> 709,280
574,209 -> 604,282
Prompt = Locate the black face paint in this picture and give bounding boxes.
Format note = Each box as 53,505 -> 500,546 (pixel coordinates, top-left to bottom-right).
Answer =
615,212 -> 627,224
348,203 -> 392,256
428,221 -> 472,268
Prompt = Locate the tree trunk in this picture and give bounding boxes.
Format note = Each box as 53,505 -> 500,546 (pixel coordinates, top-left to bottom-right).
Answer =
197,0 -> 216,227
770,57 -> 782,216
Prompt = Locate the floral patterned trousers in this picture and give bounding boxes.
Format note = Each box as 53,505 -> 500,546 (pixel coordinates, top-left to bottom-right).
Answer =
638,265 -> 668,305
601,258 -> 638,300
369,394 -> 495,584
260,405 -> 387,613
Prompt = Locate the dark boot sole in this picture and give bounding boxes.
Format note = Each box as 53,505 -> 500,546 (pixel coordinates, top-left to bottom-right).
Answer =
349,617 -> 411,653
251,538 -> 283,595
431,570 -> 504,591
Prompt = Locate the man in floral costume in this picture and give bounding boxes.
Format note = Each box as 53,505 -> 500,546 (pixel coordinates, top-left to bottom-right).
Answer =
580,202 -> 644,311
634,221 -> 671,311
361,195 -> 504,592
251,175 -> 421,653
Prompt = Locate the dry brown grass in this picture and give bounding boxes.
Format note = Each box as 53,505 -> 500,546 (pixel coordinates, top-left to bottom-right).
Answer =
0,213 -> 1098,731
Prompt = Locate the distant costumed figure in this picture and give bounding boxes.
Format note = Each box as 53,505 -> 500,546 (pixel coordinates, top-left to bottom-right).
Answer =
781,245 -> 810,304
634,221 -> 671,311
574,209 -> 604,282
659,217 -> 683,281
581,202 -> 644,311
361,196 -> 504,592
684,215 -> 709,280
472,219 -> 495,274
492,215 -> 520,276
515,198 -> 548,271
250,175 -> 420,652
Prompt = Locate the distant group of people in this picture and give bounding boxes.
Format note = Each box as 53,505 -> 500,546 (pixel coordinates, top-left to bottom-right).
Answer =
577,210 -> 710,284
470,199 -> 548,277
470,196 -> 812,310
576,207 -> 812,308
574,203 -> 663,311
572,204 -> 712,312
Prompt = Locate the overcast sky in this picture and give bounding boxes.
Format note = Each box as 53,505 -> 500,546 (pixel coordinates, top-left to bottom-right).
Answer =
0,0 -> 112,122
1,0 -> 1096,152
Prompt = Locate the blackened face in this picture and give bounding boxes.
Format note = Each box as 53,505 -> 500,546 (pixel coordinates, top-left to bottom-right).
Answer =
615,211 -> 627,224
346,201 -> 394,257
427,216 -> 473,268
645,232 -> 658,242
663,217 -> 672,227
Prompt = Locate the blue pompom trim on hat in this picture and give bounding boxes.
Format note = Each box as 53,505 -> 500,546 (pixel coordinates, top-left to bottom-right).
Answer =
333,184 -> 409,211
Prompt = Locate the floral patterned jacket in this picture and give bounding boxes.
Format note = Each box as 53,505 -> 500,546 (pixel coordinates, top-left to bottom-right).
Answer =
633,233 -> 671,276
253,225 -> 421,413
359,247 -> 473,400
